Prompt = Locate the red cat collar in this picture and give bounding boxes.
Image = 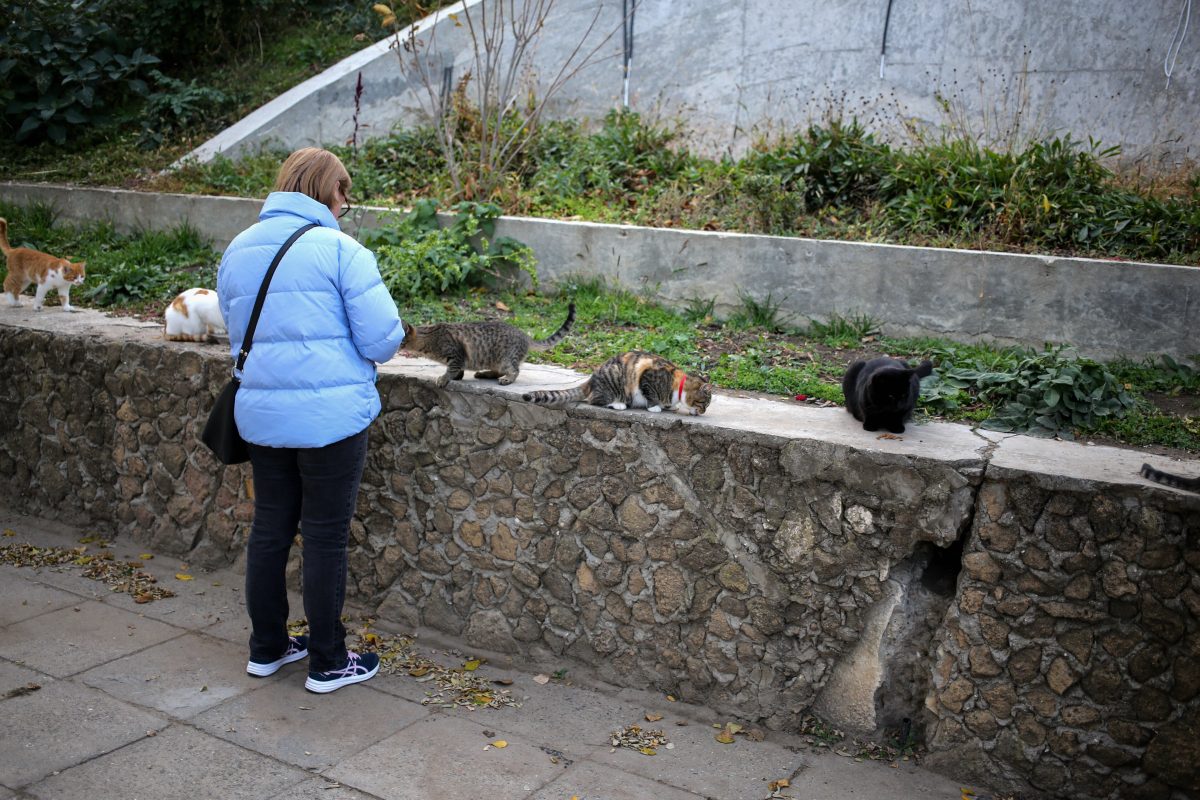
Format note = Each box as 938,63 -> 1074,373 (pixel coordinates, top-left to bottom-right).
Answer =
678,376 -> 686,398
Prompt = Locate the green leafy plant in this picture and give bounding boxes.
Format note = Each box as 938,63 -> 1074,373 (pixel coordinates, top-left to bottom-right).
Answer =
1,0 -> 159,143
137,70 -> 232,149
363,200 -> 538,302
922,345 -> 1137,436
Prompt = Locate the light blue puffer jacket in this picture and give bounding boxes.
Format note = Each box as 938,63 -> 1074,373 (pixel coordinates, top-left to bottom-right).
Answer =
217,192 -> 405,448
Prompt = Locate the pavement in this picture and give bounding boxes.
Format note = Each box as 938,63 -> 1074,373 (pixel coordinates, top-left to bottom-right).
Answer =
0,506 -> 988,800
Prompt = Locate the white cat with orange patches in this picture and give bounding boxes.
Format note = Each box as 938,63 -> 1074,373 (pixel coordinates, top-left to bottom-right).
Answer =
0,218 -> 86,312
164,287 -> 226,343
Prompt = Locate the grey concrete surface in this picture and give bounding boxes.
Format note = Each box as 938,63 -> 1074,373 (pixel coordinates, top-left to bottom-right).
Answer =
0,506 -> 986,800
3,181 -> 1196,361
182,0 -> 1198,165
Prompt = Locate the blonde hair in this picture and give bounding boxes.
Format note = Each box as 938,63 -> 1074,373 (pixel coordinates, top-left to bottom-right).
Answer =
273,148 -> 351,210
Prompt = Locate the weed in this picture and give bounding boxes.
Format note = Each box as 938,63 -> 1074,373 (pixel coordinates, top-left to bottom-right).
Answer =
728,290 -> 791,331
681,295 -> 717,324
805,313 -> 881,348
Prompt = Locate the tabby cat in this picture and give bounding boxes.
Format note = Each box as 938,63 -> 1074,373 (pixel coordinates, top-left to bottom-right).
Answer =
522,350 -> 713,415
843,356 -> 934,434
1,218 -> 86,312
403,303 -> 575,387
164,287 -> 226,343
1140,463 -> 1199,493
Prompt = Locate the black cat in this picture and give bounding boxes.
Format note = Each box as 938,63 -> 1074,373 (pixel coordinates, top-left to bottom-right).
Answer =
842,357 -> 934,434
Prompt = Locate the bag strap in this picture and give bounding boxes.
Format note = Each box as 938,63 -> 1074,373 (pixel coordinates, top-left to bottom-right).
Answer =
235,223 -> 317,372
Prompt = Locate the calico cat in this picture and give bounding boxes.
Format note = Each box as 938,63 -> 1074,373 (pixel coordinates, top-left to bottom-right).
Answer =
1141,463 -> 1200,493
164,287 -> 226,343
522,350 -> 713,415
403,303 -> 575,387
842,356 -> 934,434
1,218 -> 86,312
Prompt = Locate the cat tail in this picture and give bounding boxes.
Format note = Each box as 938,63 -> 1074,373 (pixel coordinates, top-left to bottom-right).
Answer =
529,302 -> 576,351
1141,463 -> 1197,490
522,379 -> 589,407
914,359 -> 934,378
0,218 -> 10,254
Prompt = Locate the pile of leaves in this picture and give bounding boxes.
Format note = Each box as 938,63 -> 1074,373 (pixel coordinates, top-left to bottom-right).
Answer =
0,534 -> 175,603
796,714 -> 923,765
610,723 -> 670,756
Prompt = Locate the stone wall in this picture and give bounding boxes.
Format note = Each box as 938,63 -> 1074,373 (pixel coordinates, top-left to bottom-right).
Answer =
2,314 -> 1198,799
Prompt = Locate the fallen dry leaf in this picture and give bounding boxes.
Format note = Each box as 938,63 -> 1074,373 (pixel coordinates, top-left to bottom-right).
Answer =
492,740 -> 508,748
495,301 -> 511,312
175,573 -> 194,581
645,712 -> 663,722
768,778 -> 790,791
533,674 -> 551,685
876,433 -> 903,440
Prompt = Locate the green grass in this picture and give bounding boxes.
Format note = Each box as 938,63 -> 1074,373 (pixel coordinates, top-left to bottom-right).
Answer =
0,201 -> 220,312
2,196 -> 1196,453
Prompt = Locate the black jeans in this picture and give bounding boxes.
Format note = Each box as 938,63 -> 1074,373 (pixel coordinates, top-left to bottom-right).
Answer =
245,429 -> 368,672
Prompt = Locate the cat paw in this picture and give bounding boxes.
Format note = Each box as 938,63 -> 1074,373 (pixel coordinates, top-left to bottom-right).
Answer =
435,375 -> 451,388
889,425 -> 906,434
498,376 -> 516,385
647,405 -> 663,413
62,305 -> 77,313
608,402 -> 627,410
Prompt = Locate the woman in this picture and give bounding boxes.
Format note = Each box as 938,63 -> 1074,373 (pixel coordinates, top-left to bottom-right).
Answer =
218,147 -> 405,693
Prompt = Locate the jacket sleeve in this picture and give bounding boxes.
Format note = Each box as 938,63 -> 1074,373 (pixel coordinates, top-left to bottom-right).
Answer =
339,243 -> 406,364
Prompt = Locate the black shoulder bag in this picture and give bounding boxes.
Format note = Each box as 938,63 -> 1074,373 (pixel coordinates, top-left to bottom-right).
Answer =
201,223 -> 317,464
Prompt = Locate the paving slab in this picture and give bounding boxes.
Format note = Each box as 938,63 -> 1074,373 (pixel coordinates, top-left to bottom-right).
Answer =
463,677 -> 651,759
589,723 -> 806,800
2,505 -> 995,799
0,658 -> 53,695
0,599 -> 183,677
102,569 -> 249,636
789,750 -> 968,798
265,776 -> 380,800
0,678 -> 168,787
530,759 -> 708,800
0,572 -> 85,626
79,631 -> 268,719
327,714 -> 568,799
193,677 -> 428,771
25,723 -> 311,800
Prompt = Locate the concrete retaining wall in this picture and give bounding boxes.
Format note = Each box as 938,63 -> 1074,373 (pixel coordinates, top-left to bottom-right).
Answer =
182,0 -> 1199,166
1,308 -> 1198,799
2,181 -> 1197,361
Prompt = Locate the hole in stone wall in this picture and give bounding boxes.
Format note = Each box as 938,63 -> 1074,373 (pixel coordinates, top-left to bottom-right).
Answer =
873,536 -> 967,733
919,537 -> 964,598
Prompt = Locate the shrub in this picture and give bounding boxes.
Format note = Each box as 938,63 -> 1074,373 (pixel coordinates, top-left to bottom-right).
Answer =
138,70 -> 233,149
921,345 -> 1137,436
363,200 -> 537,301
0,0 -> 159,143
747,119 -> 892,211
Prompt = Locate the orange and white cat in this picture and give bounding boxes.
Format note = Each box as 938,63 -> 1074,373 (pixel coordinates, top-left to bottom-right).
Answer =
164,287 -> 226,343
0,218 -> 86,312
